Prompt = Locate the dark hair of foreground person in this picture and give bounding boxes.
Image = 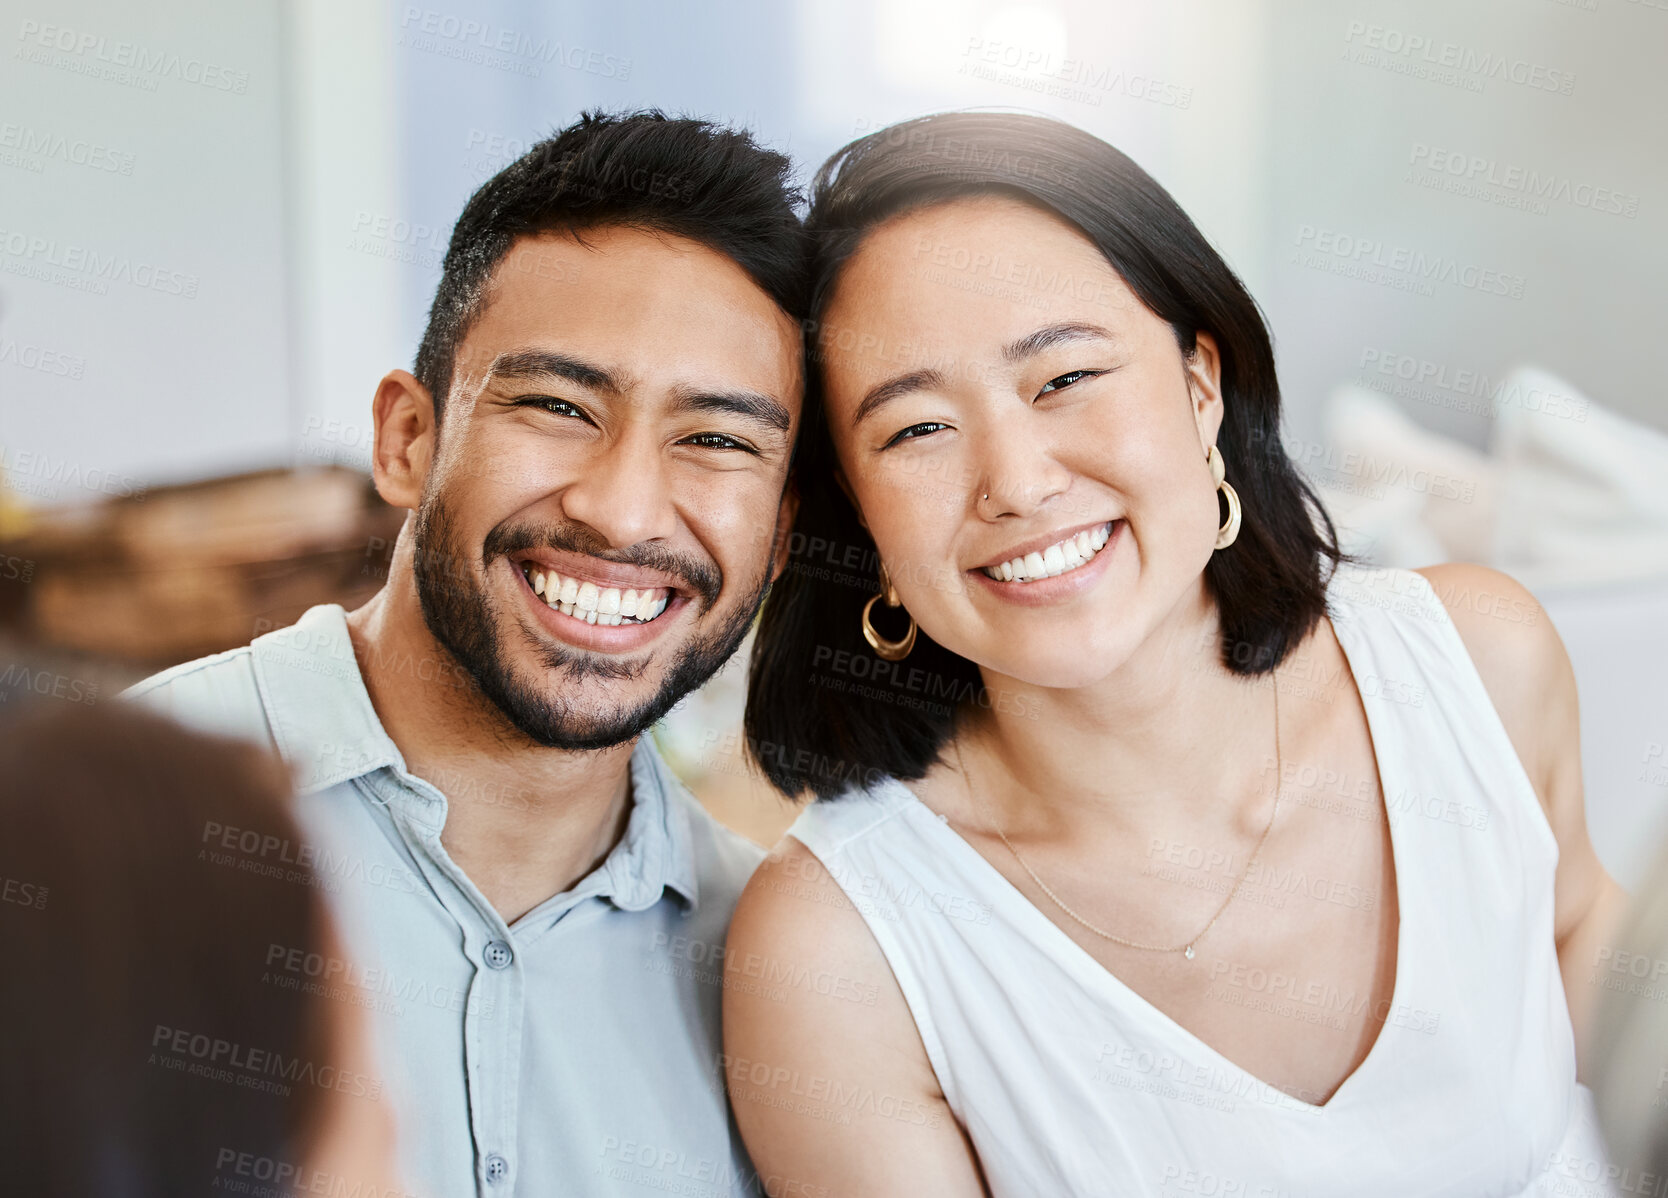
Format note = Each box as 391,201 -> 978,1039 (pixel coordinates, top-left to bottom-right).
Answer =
0,701 -> 339,1197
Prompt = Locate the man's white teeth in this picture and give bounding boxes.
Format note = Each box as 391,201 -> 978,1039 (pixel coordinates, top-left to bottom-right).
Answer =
524,566 -> 670,625
984,522 -> 1114,583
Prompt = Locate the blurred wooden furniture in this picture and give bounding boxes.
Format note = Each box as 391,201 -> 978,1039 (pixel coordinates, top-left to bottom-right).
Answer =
0,467 -> 403,668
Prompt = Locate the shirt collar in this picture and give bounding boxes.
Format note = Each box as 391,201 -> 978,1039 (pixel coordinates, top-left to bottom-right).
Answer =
610,736 -> 700,911
249,605 -> 699,910
249,605 -> 402,792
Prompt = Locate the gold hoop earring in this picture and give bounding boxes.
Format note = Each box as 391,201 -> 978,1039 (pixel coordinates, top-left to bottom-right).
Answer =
861,562 -> 917,661
1208,445 -> 1241,550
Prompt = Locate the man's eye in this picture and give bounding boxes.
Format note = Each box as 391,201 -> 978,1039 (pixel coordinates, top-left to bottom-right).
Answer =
882,422 -> 949,449
521,396 -> 587,419
682,432 -> 754,453
1038,369 -> 1102,396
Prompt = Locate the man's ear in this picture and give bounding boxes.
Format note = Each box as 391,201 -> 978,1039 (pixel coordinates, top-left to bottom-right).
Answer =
769,481 -> 799,584
369,370 -> 437,511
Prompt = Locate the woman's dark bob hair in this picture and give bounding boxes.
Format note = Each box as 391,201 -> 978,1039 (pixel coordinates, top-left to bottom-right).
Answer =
745,111 -> 1342,800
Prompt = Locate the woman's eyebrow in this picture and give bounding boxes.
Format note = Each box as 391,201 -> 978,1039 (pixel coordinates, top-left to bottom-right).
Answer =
1002,322 -> 1116,363
851,322 -> 1118,427
852,368 -> 948,427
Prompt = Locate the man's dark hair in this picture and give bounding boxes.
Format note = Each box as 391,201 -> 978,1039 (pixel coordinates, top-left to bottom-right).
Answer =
745,111 -> 1346,800
414,109 -> 808,418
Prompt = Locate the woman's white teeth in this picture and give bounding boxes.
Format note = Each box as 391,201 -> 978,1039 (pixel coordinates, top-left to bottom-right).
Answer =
524,566 -> 669,625
984,522 -> 1113,582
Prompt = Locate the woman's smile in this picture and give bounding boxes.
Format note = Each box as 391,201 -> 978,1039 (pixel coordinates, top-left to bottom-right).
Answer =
968,518 -> 1123,606
977,519 -> 1116,583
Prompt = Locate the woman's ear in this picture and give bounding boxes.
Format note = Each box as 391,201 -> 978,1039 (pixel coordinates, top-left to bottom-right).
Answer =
1186,331 -> 1226,452
834,467 -> 867,530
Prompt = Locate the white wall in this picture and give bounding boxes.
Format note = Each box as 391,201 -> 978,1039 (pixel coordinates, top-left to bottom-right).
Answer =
7,0 -> 1660,488
0,0 -> 412,497
285,0 -> 405,476
1261,0 -> 1668,446
791,0 -> 1275,296
0,0 -> 292,500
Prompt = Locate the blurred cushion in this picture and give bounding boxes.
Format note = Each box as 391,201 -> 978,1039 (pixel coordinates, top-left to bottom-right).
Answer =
1317,384 -> 1497,566
1490,366 -> 1668,589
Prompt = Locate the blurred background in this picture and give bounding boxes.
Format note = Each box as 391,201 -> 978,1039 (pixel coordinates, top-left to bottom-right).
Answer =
1,0 -> 1664,877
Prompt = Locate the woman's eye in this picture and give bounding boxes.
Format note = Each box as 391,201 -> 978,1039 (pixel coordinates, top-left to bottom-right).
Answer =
882,422 -> 949,449
1038,370 -> 1097,396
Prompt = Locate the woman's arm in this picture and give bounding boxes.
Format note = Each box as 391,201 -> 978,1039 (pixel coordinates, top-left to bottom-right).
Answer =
722,836 -> 988,1197
1416,563 -> 1631,1074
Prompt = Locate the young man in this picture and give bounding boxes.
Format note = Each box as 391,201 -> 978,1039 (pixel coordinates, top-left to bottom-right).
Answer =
128,111 -> 807,1197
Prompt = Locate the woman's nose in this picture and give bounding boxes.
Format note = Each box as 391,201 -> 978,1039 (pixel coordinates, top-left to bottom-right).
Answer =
971,417 -> 1073,521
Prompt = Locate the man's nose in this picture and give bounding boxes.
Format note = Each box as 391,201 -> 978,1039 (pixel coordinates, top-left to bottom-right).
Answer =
558,425 -> 677,549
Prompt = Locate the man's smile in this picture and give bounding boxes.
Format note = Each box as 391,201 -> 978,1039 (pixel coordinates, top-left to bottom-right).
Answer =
520,561 -> 673,627
509,553 -> 694,653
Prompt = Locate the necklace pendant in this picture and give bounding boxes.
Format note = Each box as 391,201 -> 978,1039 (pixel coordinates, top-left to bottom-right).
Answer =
1183,944 -> 1196,961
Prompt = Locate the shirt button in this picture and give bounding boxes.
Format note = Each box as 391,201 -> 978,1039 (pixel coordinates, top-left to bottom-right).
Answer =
483,939 -> 514,970
484,1153 -> 509,1184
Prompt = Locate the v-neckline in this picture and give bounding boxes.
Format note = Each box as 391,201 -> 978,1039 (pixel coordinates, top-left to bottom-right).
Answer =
890,606 -> 1407,1116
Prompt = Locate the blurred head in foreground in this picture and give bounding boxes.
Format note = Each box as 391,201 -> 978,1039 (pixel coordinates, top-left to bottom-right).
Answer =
0,701 -> 397,1197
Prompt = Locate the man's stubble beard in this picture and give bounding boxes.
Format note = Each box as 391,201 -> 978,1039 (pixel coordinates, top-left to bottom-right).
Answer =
411,486 -> 772,752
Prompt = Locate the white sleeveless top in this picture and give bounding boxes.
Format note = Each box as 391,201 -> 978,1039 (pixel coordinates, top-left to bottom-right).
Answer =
788,564 -> 1616,1197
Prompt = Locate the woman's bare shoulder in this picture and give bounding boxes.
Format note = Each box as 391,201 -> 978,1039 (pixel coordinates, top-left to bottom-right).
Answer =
726,832 -> 904,1019
722,833 -> 986,1195
1411,562 -> 1571,787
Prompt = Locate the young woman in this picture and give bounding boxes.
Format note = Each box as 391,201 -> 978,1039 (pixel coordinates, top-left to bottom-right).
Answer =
723,112 -> 1626,1196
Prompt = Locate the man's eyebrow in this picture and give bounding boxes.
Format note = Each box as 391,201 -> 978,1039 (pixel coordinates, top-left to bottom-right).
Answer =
486,350 -> 622,392
670,386 -> 793,435
1002,322 -> 1117,363
852,368 -> 948,427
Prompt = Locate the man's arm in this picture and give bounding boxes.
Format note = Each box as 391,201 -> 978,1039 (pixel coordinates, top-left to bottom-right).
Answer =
722,837 -> 988,1197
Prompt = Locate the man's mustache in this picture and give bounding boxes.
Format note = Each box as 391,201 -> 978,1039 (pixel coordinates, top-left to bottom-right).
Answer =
482,520 -> 723,609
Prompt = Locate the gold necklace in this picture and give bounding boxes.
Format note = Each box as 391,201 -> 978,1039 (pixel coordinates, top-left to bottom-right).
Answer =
956,673 -> 1281,962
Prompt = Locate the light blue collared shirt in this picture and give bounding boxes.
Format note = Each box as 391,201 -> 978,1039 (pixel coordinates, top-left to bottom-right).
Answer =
127,605 -> 764,1198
